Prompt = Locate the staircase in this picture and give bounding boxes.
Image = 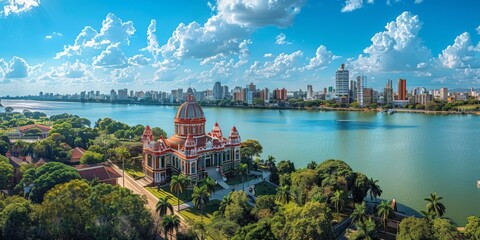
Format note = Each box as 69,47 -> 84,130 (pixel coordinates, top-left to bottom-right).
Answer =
206,167 -> 230,190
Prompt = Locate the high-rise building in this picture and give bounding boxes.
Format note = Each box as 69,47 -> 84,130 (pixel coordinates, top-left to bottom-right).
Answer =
356,76 -> 366,107
213,82 -> 223,100
363,88 -> 374,106
349,81 -> 356,102
398,78 -> 407,100
247,83 -> 256,92
383,79 -> 394,105
336,64 -> 350,101
440,88 -> 448,101
273,88 -> 288,101
222,85 -> 229,99
110,89 -> 117,101
306,85 -> 313,100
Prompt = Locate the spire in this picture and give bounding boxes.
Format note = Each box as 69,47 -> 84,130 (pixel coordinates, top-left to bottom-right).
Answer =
228,126 -> 241,144
141,125 -> 154,142
211,122 -> 223,138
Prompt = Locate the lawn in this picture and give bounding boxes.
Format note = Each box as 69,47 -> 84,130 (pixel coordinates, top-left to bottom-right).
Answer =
458,104 -> 480,111
254,181 -> 277,197
179,200 -> 221,225
225,174 -> 257,185
145,187 -> 185,206
119,157 -> 145,179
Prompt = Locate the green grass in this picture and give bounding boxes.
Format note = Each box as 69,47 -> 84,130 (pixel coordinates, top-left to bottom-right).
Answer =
458,104 -> 480,111
120,157 -> 145,179
225,174 -> 257,185
179,200 -> 221,225
254,181 -> 277,197
146,187 -> 185,206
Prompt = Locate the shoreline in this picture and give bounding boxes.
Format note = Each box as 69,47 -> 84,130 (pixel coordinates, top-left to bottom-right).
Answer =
2,97 -> 479,116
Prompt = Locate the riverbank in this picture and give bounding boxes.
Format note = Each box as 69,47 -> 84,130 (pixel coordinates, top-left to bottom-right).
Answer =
3,97 -> 479,116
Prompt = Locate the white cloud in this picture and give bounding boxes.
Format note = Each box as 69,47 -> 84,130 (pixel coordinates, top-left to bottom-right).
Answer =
275,33 -> 292,45
341,0 -> 374,13
143,19 -> 161,61
245,50 -> 303,79
304,45 -> 339,70
438,32 -> 479,69
414,0 -> 423,3
350,11 -> 431,73
128,54 -> 150,66
45,32 -> 63,40
111,67 -> 139,83
264,53 -> 273,58
216,0 -> 306,28
55,13 -> 135,59
4,56 -> 29,79
1,0 -> 40,17
476,26 -> 480,35
92,43 -> 128,68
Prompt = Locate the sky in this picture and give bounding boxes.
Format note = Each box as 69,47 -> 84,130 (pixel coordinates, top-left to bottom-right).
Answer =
0,0 -> 479,96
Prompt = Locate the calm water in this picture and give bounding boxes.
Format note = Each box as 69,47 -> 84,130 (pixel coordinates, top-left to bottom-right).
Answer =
3,99 -> 480,225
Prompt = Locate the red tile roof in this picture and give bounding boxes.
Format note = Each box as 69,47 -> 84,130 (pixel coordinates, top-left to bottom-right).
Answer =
17,124 -> 52,133
76,165 -> 122,182
71,147 -> 86,163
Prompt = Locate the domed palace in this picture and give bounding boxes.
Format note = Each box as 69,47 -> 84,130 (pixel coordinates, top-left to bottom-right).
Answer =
141,88 -> 241,185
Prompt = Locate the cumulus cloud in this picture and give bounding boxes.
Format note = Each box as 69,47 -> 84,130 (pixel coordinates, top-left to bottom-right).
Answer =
350,11 -> 431,73
245,50 -> 303,79
143,20 -> 161,61
341,0 -> 374,13
275,33 -> 292,45
92,43 -> 128,68
3,56 -> 29,79
111,67 -> 139,83
128,54 -> 150,66
264,53 -> 273,58
45,32 -> 63,39
304,45 -> 339,70
1,0 -> 40,17
476,26 -> 480,35
438,32 -> 479,69
56,13 -> 135,59
216,0 -> 306,28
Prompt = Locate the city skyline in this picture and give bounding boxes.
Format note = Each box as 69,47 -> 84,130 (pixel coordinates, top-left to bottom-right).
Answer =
1,0 -> 479,95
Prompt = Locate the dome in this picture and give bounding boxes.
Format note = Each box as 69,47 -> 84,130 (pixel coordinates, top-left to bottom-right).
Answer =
175,99 -> 205,120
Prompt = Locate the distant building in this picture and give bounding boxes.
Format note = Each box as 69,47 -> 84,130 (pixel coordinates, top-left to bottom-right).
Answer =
110,89 -> 117,101
336,64 -> 350,102
440,88 -> 448,101
397,79 -> 407,100
363,88 -> 374,106
273,88 -> 288,101
213,82 -> 223,100
409,93 -> 433,105
349,81 -> 356,102
356,76 -> 366,107
383,79 -> 394,105
306,85 -> 313,100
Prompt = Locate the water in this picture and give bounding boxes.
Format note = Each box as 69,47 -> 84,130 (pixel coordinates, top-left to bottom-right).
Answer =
3,99 -> 480,225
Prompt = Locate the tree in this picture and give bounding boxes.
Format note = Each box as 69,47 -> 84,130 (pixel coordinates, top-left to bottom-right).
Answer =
162,215 -> 180,240
281,201 -> 334,240
464,216 -> 480,240
80,150 -> 104,164
240,163 -> 248,191
224,191 -> 252,226
151,127 -> 167,139
265,155 -> 276,169
397,217 -> 433,240
170,175 -> 183,211
116,147 -> 130,187
289,169 -> 318,205
0,158 -> 13,189
275,185 -> 291,205
424,192 -> 446,218
377,200 -> 394,233
156,196 -> 174,218
306,161 -> 317,169
277,160 -> 295,175
203,176 -> 216,196
368,178 -> 382,203
16,162 -> 81,203
349,218 -> 377,240
352,172 -> 370,204
192,185 -> 210,221
431,218 -> 462,240
180,175 -> 191,200
331,190 -> 345,219
252,195 -> 277,219
0,198 -> 33,239
219,192 -> 232,216
232,221 -> 276,240
240,139 -> 263,160
351,202 -> 367,224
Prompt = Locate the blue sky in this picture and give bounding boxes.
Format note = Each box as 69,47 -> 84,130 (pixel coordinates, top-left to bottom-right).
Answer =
0,0 -> 479,95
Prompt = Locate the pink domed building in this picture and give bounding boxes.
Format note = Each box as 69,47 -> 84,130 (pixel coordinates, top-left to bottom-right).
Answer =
141,89 -> 241,185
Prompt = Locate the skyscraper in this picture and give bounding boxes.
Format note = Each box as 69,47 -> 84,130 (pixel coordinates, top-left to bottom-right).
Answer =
213,82 -> 222,100
398,78 -> 407,100
383,79 -> 394,105
349,80 -> 356,102
306,85 -> 313,100
336,64 -> 350,102
356,76 -> 366,107
440,88 -> 448,101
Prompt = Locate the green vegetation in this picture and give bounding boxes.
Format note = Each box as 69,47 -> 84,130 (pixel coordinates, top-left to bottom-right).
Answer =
146,187 -> 185,206
180,200 -> 221,224
254,181 -> 276,196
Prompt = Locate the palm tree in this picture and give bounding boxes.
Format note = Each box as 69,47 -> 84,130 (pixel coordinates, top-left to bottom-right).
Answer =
424,192 -> 446,218
219,192 -> 232,216
377,200 -> 394,234
156,195 -> 173,218
180,175 -> 191,200
420,210 -> 435,222
306,161 -> 317,170
354,218 -> 377,240
368,178 -> 382,203
351,202 -> 367,224
203,176 -> 216,196
240,163 -> 248,191
331,190 -> 345,220
116,147 -> 130,187
162,214 -> 180,240
266,155 -> 276,169
170,175 -> 183,211
275,185 -> 291,204
192,185 -> 210,221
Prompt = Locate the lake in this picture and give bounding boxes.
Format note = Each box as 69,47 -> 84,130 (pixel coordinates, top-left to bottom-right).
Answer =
2,99 -> 480,225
